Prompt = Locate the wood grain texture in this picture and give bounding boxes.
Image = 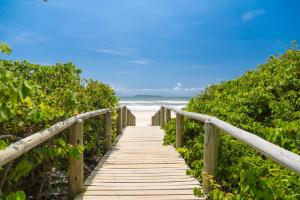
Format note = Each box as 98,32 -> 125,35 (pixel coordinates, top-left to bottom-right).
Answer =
176,113 -> 184,148
78,126 -> 203,199
117,108 -> 122,135
68,119 -> 84,200
104,112 -> 112,151
203,121 -> 219,193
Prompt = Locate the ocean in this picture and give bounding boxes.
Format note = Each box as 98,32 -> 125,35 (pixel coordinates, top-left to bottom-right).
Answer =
119,96 -> 190,111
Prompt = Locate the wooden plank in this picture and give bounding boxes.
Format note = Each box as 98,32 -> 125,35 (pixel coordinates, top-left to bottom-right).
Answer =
84,185 -> 198,190
75,195 -> 203,200
82,189 -> 196,195
85,182 -> 200,187
79,126 -> 202,199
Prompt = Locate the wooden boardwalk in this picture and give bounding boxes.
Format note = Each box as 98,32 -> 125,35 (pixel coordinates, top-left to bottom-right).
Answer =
76,126 -> 203,200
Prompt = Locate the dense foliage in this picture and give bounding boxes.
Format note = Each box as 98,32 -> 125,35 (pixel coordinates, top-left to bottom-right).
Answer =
163,48 -> 300,199
0,55 -> 118,199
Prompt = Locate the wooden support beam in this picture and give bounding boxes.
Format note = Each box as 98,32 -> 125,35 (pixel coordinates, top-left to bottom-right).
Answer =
122,107 -> 127,128
166,109 -> 171,122
127,112 -> 130,126
129,112 -> 132,126
104,111 -> 112,151
157,110 -> 161,126
160,107 -> 165,126
176,113 -> 184,148
68,119 -> 84,200
203,120 -> 220,194
117,107 -> 122,135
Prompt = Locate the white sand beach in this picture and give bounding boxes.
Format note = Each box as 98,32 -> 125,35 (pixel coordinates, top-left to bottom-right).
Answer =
120,97 -> 188,126
131,110 -> 177,126
131,110 -> 157,126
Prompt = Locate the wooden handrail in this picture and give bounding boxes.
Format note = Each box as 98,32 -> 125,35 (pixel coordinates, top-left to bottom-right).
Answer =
152,106 -> 300,193
0,108 -> 109,166
0,106 -> 135,199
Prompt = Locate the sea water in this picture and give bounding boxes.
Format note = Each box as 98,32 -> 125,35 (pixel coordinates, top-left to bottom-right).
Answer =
119,96 -> 190,111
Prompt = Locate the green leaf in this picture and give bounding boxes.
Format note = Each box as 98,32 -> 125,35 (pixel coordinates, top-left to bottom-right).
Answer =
19,81 -> 33,99
5,71 -> 14,79
23,80 -> 34,90
31,109 -> 42,123
0,140 -> 7,150
0,105 -> 11,121
5,191 -> 26,200
0,42 -> 12,55
9,158 -> 32,182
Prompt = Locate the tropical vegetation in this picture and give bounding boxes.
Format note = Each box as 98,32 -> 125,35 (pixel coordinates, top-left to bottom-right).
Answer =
163,44 -> 300,199
0,43 -> 118,199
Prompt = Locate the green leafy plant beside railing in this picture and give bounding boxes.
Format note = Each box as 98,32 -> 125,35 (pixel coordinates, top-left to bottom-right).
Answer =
0,45 -> 118,199
163,46 -> 300,199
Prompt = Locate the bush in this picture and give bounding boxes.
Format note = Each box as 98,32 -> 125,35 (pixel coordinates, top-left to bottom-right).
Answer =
0,59 -> 118,199
163,48 -> 300,199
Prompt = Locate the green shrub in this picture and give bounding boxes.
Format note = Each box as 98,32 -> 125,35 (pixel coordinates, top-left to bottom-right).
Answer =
163,48 -> 300,199
0,59 -> 118,199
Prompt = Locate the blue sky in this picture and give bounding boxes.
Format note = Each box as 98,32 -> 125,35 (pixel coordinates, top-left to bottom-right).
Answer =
0,0 -> 299,96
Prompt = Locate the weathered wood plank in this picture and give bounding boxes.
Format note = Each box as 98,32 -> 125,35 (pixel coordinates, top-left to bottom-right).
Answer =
78,126 -> 202,199
82,189 -> 196,195
75,195 -> 203,200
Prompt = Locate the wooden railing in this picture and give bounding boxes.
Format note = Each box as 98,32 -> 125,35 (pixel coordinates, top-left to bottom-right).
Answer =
0,106 -> 135,199
152,106 -> 300,193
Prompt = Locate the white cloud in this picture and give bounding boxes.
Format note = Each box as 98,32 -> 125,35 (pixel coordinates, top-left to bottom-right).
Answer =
128,59 -> 152,65
242,9 -> 265,21
95,49 -> 126,55
10,31 -> 48,44
173,82 -> 183,91
95,48 -> 140,57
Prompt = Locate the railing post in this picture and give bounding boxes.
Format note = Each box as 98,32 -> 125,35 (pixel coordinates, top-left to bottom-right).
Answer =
166,109 -> 171,122
203,120 -> 220,194
129,111 -> 132,126
176,113 -> 184,148
158,109 -> 161,126
126,109 -> 130,126
104,111 -> 112,151
117,107 -> 123,135
68,119 -> 84,200
122,107 -> 127,127
160,107 -> 165,126
132,113 -> 134,126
